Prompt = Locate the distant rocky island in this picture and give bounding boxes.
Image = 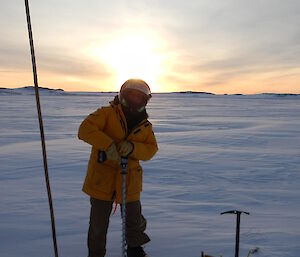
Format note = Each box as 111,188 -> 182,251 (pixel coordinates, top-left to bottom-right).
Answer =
0,86 -> 65,95
262,93 -> 300,97
22,86 -> 64,92
175,91 -> 215,95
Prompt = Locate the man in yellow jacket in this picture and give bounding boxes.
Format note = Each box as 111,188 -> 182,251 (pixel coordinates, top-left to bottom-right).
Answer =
78,79 -> 158,257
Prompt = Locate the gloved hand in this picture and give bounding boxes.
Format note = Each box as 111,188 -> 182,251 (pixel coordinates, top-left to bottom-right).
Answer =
117,141 -> 134,157
105,143 -> 121,163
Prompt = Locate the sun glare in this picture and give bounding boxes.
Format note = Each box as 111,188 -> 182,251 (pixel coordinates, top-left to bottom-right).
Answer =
91,31 -> 164,92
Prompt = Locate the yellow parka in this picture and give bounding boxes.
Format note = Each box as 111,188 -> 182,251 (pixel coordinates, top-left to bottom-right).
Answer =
78,100 -> 158,203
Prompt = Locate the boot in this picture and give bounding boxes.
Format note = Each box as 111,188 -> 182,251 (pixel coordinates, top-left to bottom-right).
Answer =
127,246 -> 149,257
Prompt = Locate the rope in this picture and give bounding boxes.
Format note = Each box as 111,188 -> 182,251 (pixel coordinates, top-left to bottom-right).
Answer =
24,1 -> 59,257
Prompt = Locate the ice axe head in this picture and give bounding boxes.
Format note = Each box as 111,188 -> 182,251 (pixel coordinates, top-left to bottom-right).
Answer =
221,210 -> 250,216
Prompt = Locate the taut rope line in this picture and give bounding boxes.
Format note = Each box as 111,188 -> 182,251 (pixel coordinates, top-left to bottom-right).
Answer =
24,1 -> 59,256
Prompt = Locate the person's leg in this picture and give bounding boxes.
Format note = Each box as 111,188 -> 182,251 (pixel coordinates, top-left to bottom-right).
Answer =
125,200 -> 150,248
88,198 -> 113,257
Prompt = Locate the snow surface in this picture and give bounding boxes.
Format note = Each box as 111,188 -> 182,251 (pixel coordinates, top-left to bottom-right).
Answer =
0,92 -> 300,257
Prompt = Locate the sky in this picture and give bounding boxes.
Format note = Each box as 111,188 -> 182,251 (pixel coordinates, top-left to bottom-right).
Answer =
1,0 -> 300,93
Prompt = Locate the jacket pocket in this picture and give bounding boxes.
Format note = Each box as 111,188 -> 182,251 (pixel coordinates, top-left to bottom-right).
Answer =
127,166 -> 143,195
92,164 -> 115,194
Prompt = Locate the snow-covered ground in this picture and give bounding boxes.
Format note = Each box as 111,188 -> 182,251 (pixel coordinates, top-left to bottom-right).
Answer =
0,91 -> 299,257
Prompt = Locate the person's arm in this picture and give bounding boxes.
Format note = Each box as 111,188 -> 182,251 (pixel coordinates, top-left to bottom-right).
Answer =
130,126 -> 158,161
78,108 -> 113,150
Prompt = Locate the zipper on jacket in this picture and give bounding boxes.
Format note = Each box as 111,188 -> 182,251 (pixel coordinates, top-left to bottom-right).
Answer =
114,104 -> 128,137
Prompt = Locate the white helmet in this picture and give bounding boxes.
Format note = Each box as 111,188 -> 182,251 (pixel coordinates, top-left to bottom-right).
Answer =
120,79 -> 151,98
119,79 -> 152,112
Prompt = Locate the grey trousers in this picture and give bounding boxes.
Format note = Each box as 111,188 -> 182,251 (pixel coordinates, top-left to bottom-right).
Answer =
88,198 -> 150,257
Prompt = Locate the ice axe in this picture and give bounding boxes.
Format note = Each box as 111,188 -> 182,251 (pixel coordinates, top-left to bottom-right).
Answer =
221,210 -> 249,257
120,157 -> 128,257
98,151 -> 128,257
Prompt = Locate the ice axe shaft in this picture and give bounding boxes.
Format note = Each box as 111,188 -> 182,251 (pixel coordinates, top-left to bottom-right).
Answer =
221,210 -> 249,257
121,157 -> 128,257
98,151 -> 128,257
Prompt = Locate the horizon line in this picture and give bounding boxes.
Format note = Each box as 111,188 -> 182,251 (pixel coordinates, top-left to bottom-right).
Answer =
1,86 -> 300,96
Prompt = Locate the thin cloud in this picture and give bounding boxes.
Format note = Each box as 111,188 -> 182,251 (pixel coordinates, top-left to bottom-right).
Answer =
1,0 -> 300,92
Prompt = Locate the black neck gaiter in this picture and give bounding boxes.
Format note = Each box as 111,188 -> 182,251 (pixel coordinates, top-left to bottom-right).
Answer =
121,105 -> 148,134
112,95 -> 148,134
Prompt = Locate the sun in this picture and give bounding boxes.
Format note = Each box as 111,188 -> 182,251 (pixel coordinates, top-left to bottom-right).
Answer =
91,31 -> 164,92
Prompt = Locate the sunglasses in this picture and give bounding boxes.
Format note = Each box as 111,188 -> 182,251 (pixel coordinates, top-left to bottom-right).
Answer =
120,89 -> 148,112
